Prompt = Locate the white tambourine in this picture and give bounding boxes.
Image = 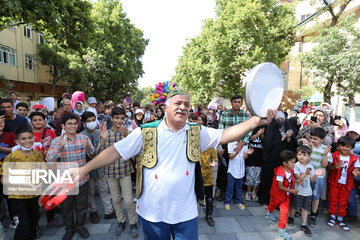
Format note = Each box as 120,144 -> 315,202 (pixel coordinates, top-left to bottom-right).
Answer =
244,62 -> 284,117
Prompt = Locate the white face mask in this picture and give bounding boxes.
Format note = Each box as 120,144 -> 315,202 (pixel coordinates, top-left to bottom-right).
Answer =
86,121 -> 97,130
126,112 -> 132,118
20,145 -> 32,151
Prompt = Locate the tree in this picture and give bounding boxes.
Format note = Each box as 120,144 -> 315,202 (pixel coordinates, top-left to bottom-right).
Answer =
131,86 -> 153,107
83,0 -> 148,103
173,0 -> 296,104
37,42 -> 88,96
300,15 -> 360,122
0,75 -> 14,98
0,0 -> 93,51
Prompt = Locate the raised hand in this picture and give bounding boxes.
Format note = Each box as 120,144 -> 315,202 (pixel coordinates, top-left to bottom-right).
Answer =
315,169 -> 325,176
209,161 -> 218,167
59,132 -> 67,149
257,109 -> 277,126
305,167 -> 311,176
334,162 -> 342,169
352,168 -> 360,177
324,145 -> 332,155
99,122 -> 108,140
247,148 -> 254,155
120,127 -> 128,137
84,138 -> 90,150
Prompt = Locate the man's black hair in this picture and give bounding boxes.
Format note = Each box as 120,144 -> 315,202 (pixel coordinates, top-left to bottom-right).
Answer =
231,94 -> 243,102
61,114 -> 78,125
16,102 -> 29,110
338,136 -> 356,148
296,145 -> 312,156
279,150 -> 297,164
29,111 -> 45,120
82,111 -> 96,122
310,127 -> 326,139
0,98 -> 13,106
111,107 -> 125,117
15,124 -> 33,139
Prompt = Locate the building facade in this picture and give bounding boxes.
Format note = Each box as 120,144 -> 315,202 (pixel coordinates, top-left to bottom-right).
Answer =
0,24 -> 69,101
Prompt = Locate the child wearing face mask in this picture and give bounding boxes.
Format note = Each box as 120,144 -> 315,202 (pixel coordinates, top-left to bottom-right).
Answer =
2,125 -> 43,240
80,111 -> 116,224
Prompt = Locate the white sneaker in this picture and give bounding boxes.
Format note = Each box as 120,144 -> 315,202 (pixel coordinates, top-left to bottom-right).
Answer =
251,192 -> 258,201
245,192 -> 251,201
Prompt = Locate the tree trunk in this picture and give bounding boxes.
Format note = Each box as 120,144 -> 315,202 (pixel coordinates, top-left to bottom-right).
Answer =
323,80 -> 333,103
348,94 -> 356,124
50,76 -> 57,97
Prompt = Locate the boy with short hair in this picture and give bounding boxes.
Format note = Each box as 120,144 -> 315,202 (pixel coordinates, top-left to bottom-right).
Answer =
80,111 -> 115,223
308,127 -> 331,227
188,113 -> 198,123
15,102 -> 29,118
327,136 -> 360,231
3,125 -> 42,240
99,107 -> 139,238
287,145 -> 323,237
266,150 -> 298,240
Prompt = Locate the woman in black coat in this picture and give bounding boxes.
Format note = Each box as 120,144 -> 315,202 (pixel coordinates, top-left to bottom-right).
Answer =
258,114 -> 298,206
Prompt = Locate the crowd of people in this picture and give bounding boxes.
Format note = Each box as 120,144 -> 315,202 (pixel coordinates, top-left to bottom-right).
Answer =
0,90 -> 359,240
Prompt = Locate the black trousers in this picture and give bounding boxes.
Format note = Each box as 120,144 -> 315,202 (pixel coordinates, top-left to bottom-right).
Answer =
8,197 -> 40,240
60,182 -> 88,232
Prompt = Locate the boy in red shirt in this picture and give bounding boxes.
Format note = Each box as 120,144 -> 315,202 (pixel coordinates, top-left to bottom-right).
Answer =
266,150 -> 298,240
327,136 -> 360,231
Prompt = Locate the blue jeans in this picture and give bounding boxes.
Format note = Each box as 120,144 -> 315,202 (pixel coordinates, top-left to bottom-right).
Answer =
310,177 -> 325,200
224,173 -> 243,204
348,187 -> 357,216
138,215 -> 198,240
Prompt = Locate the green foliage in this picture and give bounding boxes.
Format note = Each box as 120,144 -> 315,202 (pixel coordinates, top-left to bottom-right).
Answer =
0,0 -> 93,51
131,86 -> 153,107
83,0 -> 148,103
0,75 -> 14,98
292,85 -> 317,100
299,14 -> 360,104
173,0 -> 296,104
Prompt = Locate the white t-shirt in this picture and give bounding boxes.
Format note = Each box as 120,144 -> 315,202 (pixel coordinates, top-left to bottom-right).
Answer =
276,170 -> 292,195
114,120 -> 223,224
227,142 -> 247,179
294,162 -> 314,196
335,156 -> 360,185
310,144 -> 331,178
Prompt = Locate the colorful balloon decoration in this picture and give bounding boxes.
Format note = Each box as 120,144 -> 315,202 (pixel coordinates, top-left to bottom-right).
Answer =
150,81 -> 177,107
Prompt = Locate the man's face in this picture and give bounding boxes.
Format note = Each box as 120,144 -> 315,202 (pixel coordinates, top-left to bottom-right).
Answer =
62,119 -> 78,135
31,116 -> 45,130
9,93 -> 17,101
0,102 -> 14,117
16,106 -> 28,117
165,95 -> 190,126
63,100 -> 72,112
231,98 -> 242,111
96,104 -> 104,114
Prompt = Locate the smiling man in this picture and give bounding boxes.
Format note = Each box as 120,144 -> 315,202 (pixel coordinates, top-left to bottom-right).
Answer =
75,90 -> 277,240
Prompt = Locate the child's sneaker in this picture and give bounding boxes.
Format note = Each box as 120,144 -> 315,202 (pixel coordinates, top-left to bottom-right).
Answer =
309,216 -> 317,228
301,225 -> 312,237
251,192 -> 258,201
278,228 -> 292,240
266,211 -> 277,222
287,217 -> 295,227
224,204 -> 230,210
234,203 -> 245,210
337,220 -> 350,231
245,192 -> 251,201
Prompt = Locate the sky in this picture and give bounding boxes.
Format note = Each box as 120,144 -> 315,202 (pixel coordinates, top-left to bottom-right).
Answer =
121,0 -> 216,88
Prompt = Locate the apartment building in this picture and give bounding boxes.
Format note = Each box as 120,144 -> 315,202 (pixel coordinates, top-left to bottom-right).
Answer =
0,24 -> 69,101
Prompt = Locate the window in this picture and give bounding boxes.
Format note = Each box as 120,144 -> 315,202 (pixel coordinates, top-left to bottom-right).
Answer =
25,54 -> 33,70
300,14 -> 311,21
38,33 -> 45,44
24,25 -> 32,39
7,21 -> 15,31
0,45 -> 16,66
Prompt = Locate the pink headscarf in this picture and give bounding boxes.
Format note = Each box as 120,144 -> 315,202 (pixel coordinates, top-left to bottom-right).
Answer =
71,91 -> 85,110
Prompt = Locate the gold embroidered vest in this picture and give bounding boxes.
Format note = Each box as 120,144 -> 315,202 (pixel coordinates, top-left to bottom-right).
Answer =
135,120 -> 201,198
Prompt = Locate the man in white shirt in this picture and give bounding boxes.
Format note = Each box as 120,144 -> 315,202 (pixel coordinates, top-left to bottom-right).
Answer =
76,91 -> 277,240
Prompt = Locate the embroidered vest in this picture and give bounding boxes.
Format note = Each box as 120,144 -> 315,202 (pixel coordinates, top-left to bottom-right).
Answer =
135,120 -> 201,198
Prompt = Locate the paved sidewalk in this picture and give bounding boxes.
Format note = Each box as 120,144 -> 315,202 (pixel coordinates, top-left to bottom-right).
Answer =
1,196 -> 360,240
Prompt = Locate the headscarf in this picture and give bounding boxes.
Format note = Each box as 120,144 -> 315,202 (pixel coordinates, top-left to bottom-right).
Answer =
334,116 -> 348,142
73,101 -> 85,116
297,108 -> 335,143
71,91 -> 85,110
288,117 -> 300,138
